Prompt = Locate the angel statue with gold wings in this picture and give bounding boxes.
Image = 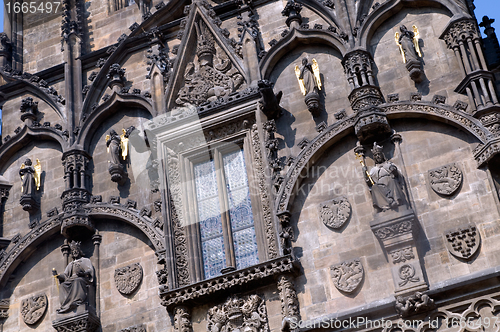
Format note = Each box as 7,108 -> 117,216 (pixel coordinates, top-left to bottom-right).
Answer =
120,129 -> 129,161
295,58 -> 322,96
395,25 -> 422,63
20,158 -> 41,196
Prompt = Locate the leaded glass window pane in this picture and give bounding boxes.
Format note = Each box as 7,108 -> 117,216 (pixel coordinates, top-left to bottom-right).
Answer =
223,150 -> 259,270
195,160 -> 225,279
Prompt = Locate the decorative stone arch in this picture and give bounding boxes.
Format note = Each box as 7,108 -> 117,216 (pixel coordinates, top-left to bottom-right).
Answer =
259,28 -> 347,80
0,125 -> 67,170
275,101 -> 489,213
77,91 -> 153,151
357,0 -> 464,50
84,203 -> 165,255
0,78 -> 66,121
292,0 -> 344,37
0,216 -> 62,287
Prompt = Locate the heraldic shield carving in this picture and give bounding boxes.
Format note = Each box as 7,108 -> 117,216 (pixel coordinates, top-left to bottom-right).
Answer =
444,225 -> 481,260
428,163 -> 463,196
114,263 -> 143,295
330,259 -> 364,293
207,295 -> 269,332
21,293 -> 47,325
319,197 -> 351,229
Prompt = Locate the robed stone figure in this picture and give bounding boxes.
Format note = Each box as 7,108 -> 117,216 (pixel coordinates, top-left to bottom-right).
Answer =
19,158 -> 36,196
56,241 -> 95,313
363,143 -> 407,212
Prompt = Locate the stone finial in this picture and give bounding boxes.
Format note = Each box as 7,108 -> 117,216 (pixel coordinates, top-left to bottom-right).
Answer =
281,0 -> 303,28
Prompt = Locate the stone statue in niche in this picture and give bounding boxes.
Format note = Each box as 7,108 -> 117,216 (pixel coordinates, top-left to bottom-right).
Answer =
295,58 -> 322,116
19,158 -> 41,211
54,241 -> 95,313
106,127 -> 134,185
362,143 -> 407,212
395,25 -> 424,83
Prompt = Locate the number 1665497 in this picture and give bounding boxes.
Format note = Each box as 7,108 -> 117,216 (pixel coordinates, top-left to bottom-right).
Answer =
5,2 -> 61,13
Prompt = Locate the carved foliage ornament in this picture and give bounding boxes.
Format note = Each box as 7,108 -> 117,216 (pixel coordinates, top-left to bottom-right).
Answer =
21,293 -> 47,325
428,163 -> 463,196
330,259 -> 364,293
445,225 -> 480,260
114,263 -> 143,295
208,295 -> 269,332
319,196 -> 351,229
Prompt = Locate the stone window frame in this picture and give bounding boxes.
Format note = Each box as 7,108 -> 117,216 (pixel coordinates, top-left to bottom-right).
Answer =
178,130 -> 268,283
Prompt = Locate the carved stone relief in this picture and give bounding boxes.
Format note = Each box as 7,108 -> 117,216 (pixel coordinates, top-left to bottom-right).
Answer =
119,325 -> 146,332
207,295 -> 269,332
428,163 -> 463,196
445,225 -> 480,260
390,247 -> 415,264
21,293 -> 47,325
319,196 -> 351,229
277,275 -> 300,332
395,292 -> 435,318
175,19 -> 244,106
398,264 -> 420,287
330,259 -> 364,293
0,298 -> 8,318
173,306 -> 192,332
114,263 -> 143,295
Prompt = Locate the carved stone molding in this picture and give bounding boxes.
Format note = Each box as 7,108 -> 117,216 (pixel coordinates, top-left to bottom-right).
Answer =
330,259 -> 364,293
277,274 -> 300,332
208,295 -> 269,332
84,204 -> 165,253
428,163 -> 463,196
173,307 -> 192,332
52,311 -> 100,332
0,298 -> 8,319
389,246 -> 415,264
115,263 -> 143,295
441,18 -> 480,49
319,196 -> 351,229
251,125 -> 279,259
21,293 -> 48,325
373,220 -> 413,240
119,325 -> 146,332
160,256 -> 295,309
444,224 -> 480,260
348,85 -> 384,112
342,50 -> 375,90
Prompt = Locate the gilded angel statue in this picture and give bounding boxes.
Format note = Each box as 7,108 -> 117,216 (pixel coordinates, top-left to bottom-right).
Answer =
295,58 -> 321,96
395,25 -> 421,63
120,129 -> 129,161
20,158 -> 41,195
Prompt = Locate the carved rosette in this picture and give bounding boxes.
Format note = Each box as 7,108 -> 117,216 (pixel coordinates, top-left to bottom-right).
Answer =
208,295 -> 269,332
114,263 -> 143,295
445,225 -> 480,260
389,246 -> 415,264
21,293 -> 47,325
330,259 -> 364,293
319,196 -> 351,229
428,163 -> 463,195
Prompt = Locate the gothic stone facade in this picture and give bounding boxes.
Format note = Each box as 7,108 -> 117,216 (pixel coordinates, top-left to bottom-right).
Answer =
1,0 -> 500,331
